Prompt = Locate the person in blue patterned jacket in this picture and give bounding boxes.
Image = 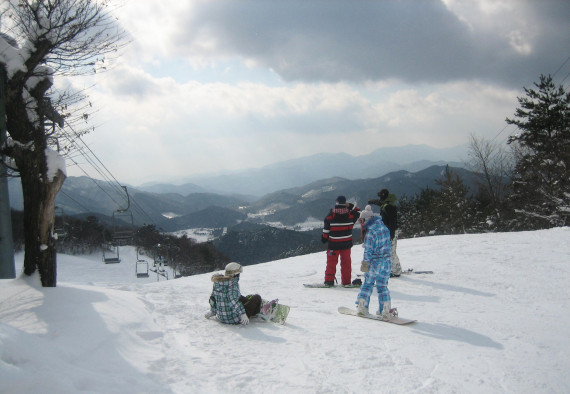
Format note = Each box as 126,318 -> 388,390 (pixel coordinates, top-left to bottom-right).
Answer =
205,263 -> 262,325
354,205 -> 398,320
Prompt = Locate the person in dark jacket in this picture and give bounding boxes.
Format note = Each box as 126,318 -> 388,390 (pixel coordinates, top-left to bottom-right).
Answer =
368,189 -> 402,276
321,196 -> 360,286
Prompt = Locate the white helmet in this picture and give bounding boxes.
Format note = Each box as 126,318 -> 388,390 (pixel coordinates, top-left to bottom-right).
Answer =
225,262 -> 243,276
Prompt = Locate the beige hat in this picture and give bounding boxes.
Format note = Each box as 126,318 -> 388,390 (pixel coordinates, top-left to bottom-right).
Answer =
225,262 -> 243,276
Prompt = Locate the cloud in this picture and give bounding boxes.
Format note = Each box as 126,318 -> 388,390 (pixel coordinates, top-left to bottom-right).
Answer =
62,0 -> 568,185
164,0 -> 569,87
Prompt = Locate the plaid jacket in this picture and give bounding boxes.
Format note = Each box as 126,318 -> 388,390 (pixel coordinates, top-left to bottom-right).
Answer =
209,274 -> 246,324
362,216 -> 392,265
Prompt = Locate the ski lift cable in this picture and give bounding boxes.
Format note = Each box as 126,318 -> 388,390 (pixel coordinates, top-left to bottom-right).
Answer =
63,154 -> 127,209
55,127 -> 134,210
63,139 -> 155,225
65,152 -> 155,231
61,135 -> 152,223
58,131 -> 156,224
58,122 -> 130,205
59,140 -> 129,212
58,189 -> 93,213
552,55 -> 570,79
62,120 -> 129,199
57,122 -> 156,226
59,128 -> 125,198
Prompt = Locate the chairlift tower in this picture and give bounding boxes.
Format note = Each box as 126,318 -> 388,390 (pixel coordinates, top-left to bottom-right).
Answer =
0,63 -> 15,278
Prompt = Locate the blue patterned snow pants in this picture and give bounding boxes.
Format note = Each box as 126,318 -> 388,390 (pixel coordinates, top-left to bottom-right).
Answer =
356,257 -> 391,313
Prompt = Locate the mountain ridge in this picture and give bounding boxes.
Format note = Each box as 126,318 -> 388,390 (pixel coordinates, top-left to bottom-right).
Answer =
137,144 -> 467,196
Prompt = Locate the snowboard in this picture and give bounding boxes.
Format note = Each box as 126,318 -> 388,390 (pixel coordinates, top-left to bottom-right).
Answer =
401,268 -> 433,275
303,283 -> 361,288
338,306 -> 416,325
258,299 -> 290,324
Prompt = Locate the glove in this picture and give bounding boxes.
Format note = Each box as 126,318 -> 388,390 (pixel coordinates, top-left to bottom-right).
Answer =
321,237 -> 328,244
347,203 -> 354,210
240,313 -> 249,325
204,310 -> 215,319
360,261 -> 370,272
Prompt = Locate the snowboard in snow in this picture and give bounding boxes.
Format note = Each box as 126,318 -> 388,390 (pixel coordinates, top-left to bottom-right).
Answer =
337,306 -> 416,325
401,269 -> 433,275
258,299 -> 290,324
303,283 -> 361,288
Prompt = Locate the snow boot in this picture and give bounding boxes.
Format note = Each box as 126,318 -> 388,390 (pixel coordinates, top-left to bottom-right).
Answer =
377,301 -> 398,320
357,299 -> 368,315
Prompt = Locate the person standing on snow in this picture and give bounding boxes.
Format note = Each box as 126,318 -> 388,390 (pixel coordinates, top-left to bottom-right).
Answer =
355,205 -> 398,320
321,196 -> 360,286
368,188 -> 402,277
205,262 -> 262,325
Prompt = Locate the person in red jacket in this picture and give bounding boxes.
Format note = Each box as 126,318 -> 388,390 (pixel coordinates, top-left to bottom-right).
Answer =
321,196 -> 360,286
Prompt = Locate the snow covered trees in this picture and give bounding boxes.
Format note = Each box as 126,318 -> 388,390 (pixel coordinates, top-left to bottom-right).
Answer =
0,0 -> 127,286
466,134 -> 514,231
506,75 -> 570,228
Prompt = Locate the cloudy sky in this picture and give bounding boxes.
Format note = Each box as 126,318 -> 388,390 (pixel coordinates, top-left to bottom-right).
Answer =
65,0 -> 570,186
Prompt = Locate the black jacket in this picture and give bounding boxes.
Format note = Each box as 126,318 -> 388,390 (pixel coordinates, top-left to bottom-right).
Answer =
322,204 -> 360,250
368,194 -> 398,239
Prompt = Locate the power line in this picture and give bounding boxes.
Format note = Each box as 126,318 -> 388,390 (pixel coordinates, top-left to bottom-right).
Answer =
58,189 -> 93,213
552,55 -> 570,79
55,120 -> 156,226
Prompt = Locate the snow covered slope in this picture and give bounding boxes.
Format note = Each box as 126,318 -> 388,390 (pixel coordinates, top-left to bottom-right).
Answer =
1,228 -> 569,393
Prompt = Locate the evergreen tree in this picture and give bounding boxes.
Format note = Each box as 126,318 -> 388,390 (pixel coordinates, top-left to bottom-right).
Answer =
415,187 -> 439,236
506,74 -> 570,228
434,166 -> 473,234
397,194 -> 419,238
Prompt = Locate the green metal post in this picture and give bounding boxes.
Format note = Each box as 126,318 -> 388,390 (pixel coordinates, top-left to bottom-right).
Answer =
0,66 -> 16,278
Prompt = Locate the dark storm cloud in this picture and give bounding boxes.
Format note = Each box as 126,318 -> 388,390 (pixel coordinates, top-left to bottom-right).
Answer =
174,0 -> 570,87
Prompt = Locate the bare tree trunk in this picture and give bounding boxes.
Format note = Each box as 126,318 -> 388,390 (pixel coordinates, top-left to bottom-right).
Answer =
18,150 -> 66,287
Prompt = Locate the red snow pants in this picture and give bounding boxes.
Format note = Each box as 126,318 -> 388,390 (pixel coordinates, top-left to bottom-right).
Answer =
324,248 -> 352,285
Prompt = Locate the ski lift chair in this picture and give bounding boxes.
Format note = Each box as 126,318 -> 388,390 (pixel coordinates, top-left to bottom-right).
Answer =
136,260 -> 149,278
112,210 -> 134,245
102,244 -> 121,264
54,206 -> 67,240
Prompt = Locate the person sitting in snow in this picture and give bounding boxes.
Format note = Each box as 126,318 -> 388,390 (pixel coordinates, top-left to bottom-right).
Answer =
355,205 -> 398,320
205,262 -> 262,325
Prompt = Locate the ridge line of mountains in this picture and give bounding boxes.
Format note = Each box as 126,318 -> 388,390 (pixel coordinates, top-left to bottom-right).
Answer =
9,145 -> 478,265
9,162 -> 473,233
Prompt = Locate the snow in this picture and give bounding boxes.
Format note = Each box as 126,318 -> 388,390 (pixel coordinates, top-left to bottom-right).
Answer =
171,228 -> 216,243
45,146 -> 67,180
1,228 -> 569,393
0,34 -> 27,77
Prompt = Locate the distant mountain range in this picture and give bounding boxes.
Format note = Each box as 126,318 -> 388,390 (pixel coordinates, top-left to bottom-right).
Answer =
7,148 -> 477,266
138,144 -> 467,197
9,163 -> 477,234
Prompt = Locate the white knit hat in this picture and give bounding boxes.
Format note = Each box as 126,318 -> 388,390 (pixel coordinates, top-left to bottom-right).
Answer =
359,205 -> 374,224
225,262 -> 243,276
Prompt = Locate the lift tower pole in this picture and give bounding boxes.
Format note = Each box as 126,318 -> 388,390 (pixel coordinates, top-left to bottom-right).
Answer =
0,66 -> 16,279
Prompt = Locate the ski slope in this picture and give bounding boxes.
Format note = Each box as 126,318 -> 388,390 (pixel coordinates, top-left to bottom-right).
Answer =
1,228 -> 569,393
